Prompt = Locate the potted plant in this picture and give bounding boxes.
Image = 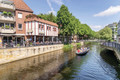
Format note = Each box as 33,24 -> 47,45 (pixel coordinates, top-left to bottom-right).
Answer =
8,12 -> 13,17
1,26 -> 4,29
17,44 -> 20,47
2,11 -> 7,16
30,42 -> 32,46
5,25 -> 10,29
11,27 -> 14,29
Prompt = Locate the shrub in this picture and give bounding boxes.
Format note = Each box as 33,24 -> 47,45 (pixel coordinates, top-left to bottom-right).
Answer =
76,43 -> 81,49
84,42 -> 91,45
63,44 -> 73,52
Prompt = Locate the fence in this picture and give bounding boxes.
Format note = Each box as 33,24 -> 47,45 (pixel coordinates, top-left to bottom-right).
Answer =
102,42 -> 120,52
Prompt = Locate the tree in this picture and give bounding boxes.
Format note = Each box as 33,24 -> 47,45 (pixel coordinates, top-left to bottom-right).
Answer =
98,26 -> 112,41
38,13 -> 57,23
57,5 -> 74,43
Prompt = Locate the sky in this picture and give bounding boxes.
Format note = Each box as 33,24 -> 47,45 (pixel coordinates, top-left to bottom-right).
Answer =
24,0 -> 120,31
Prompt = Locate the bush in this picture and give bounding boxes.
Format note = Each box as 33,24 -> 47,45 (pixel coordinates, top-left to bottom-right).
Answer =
76,43 -> 81,49
84,42 -> 91,45
63,44 -> 73,52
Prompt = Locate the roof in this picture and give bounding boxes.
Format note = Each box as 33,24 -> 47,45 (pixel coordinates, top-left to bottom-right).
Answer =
9,0 -> 33,12
25,17 -> 58,27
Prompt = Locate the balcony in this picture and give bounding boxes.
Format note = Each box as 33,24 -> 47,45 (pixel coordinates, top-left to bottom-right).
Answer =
0,0 -> 15,10
0,28 -> 16,34
0,15 -> 15,22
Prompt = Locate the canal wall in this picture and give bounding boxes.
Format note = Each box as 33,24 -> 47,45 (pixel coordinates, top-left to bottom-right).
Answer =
0,44 -> 63,65
102,46 -> 120,61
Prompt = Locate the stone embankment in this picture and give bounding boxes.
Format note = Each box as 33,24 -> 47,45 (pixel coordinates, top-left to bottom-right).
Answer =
0,44 -> 63,65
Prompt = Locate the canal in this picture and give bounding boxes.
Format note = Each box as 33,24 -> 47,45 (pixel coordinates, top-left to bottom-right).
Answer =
0,43 -> 120,80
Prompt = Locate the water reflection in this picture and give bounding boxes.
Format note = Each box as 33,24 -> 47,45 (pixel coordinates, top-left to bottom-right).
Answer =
0,50 -> 76,80
52,44 -> 120,80
100,49 -> 120,79
0,44 -> 120,80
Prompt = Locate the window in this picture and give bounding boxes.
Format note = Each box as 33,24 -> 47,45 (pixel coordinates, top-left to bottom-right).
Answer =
11,24 -> 14,28
5,23 -> 9,26
18,24 -> 22,30
0,23 -> 4,27
0,11 -> 2,15
53,27 -> 56,31
39,24 -> 41,29
18,13 -> 22,18
49,27 -> 51,31
42,25 -> 44,30
47,26 -> 49,30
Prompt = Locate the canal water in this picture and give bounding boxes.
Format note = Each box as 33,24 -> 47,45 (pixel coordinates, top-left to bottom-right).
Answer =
0,44 -> 120,80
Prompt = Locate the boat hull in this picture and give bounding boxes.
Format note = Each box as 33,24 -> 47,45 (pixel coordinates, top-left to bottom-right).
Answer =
76,49 -> 89,56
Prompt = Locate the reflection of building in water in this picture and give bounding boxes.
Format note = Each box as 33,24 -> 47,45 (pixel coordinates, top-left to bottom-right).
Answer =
0,49 -> 76,80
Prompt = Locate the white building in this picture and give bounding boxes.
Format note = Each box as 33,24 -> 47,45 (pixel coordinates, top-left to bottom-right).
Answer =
107,23 -> 117,41
117,21 -> 120,43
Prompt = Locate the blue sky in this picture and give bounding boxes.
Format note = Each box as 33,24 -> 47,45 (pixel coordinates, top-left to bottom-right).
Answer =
24,0 -> 120,31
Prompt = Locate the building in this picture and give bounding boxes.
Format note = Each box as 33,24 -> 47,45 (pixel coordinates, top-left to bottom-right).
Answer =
0,0 -> 58,48
107,23 -> 117,41
117,21 -> 120,43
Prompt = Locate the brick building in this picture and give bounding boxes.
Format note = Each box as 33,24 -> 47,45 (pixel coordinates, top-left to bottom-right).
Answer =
0,0 -> 58,47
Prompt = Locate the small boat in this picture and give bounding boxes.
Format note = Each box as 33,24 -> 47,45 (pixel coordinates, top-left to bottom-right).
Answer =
76,48 -> 90,56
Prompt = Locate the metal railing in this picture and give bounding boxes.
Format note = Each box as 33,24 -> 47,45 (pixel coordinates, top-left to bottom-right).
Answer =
2,41 -> 63,49
102,42 -> 120,52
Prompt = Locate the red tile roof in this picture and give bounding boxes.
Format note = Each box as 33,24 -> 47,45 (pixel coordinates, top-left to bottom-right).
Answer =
9,0 -> 33,12
25,17 -> 58,27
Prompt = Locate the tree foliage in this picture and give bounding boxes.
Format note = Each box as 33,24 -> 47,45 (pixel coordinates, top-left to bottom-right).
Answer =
97,26 -> 112,40
57,5 -> 95,41
38,5 -> 96,42
38,13 -> 57,23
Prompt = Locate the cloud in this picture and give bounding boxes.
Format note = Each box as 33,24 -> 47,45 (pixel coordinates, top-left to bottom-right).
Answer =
48,10 -> 56,15
90,25 -> 103,31
46,0 -> 63,15
51,0 -> 63,6
94,5 -> 120,17
47,0 -> 56,15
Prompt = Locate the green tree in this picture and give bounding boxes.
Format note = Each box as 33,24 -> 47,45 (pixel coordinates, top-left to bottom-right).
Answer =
98,26 -> 112,41
38,13 -> 57,23
57,5 -> 74,43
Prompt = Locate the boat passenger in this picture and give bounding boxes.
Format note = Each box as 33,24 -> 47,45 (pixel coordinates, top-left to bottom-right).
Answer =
78,49 -> 80,52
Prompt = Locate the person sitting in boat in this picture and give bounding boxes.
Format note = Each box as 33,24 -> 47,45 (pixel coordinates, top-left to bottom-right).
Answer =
78,49 -> 80,52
